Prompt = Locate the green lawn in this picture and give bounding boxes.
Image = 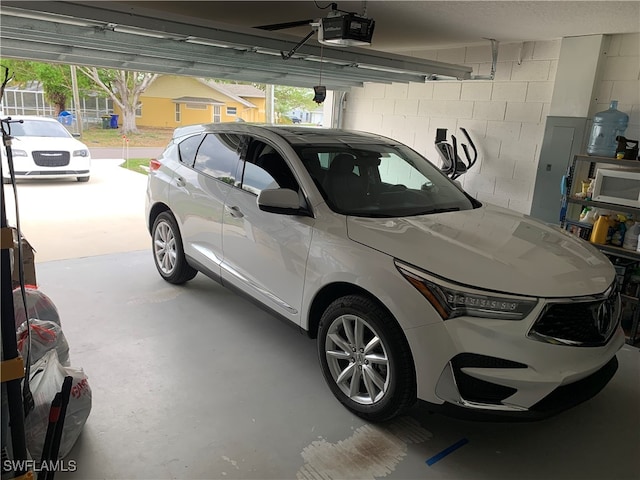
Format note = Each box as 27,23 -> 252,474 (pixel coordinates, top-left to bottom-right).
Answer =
80,125 -> 173,147
120,158 -> 151,175
76,126 -> 170,175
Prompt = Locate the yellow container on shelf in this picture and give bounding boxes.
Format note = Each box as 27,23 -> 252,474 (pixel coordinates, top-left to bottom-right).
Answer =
590,215 -> 615,244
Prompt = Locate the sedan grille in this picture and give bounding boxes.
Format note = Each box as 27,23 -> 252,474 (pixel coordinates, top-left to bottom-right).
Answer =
528,288 -> 620,347
32,151 -> 70,167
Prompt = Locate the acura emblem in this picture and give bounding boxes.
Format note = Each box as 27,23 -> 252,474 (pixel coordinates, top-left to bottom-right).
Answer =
594,301 -> 612,337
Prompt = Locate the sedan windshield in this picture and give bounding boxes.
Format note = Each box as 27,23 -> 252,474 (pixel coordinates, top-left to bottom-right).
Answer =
294,143 -> 478,217
10,120 -> 72,138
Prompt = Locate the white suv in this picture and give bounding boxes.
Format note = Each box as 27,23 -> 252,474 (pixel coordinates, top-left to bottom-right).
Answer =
145,124 -> 623,421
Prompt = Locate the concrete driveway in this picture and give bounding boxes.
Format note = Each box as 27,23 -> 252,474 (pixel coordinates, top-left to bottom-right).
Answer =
3,156 -> 151,263
90,146 -> 163,160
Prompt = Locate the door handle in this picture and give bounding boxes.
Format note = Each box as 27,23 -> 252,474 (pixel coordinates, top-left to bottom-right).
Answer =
176,176 -> 186,187
226,205 -> 244,218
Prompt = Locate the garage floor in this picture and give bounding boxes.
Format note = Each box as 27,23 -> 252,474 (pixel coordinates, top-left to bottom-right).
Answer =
6,162 -> 639,479
32,250 -> 637,480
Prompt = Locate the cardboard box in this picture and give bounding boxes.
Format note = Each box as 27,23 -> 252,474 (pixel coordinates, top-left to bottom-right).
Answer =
2,226 -> 37,287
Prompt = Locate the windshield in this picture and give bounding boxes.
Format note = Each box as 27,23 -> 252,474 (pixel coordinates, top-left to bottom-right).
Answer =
10,120 -> 72,138
294,143 -> 479,217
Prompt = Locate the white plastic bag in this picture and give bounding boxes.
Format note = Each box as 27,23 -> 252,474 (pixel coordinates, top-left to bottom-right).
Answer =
25,350 -> 92,460
17,319 -> 70,367
13,286 -> 60,329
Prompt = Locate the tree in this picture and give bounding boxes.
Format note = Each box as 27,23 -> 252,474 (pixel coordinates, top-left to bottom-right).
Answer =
273,85 -> 318,122
0,66 -> 13,104
0,59 -> 94,115
77,68 -> 158,134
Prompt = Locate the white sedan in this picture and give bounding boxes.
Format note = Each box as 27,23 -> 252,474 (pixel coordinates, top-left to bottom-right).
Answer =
1,115 -> 91,183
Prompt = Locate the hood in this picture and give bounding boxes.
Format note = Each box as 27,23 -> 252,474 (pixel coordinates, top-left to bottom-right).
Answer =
347,204 -> 614,298
13,136 -> 89,153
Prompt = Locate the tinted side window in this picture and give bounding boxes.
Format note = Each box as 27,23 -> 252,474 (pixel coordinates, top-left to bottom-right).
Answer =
178,134 -> 203,166
241,143 -> 299,196
194,133 -> 242,185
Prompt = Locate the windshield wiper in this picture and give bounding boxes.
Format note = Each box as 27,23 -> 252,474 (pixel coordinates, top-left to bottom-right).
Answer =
347,207 -> 461,218
349,212 -> 397,218
417,207 -> 461,215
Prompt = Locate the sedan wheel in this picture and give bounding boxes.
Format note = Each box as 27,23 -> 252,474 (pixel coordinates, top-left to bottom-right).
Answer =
318,295 -> 416,421
152,211 -> 197,284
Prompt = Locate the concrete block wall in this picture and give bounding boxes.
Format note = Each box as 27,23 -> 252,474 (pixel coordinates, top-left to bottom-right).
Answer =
344,40 -> 560,212
343,33 -> 640,214
592,33 -> 640,143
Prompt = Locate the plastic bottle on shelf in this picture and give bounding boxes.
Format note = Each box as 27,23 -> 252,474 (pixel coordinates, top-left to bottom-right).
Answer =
623,221 -> 640,250
590,214 -> 615,244
581,207 -> 598,224
586,100 -> 629,157
610,215 -> 627,247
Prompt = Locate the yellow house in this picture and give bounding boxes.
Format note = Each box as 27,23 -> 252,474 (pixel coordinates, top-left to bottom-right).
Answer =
119,76 -> 266,128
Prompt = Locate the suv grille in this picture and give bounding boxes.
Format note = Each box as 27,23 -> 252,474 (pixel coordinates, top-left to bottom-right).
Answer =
33,151 -> 70,167
529,288 -> 620,347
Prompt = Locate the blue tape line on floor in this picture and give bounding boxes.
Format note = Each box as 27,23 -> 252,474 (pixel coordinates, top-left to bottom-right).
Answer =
426,438 -> 469,466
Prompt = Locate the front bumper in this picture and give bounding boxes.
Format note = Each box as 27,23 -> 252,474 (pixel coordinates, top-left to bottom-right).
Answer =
13,169 -> 90,179
423,355 -> 619,421
5,154 -> 91,180
405,291 -> 625,418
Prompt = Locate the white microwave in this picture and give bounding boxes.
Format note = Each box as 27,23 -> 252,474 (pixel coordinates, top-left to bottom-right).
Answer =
592,168 -> 640,208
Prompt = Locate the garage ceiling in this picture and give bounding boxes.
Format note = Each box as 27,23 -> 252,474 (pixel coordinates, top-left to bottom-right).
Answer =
121,1 -> 640,51
1,1 -> 639,89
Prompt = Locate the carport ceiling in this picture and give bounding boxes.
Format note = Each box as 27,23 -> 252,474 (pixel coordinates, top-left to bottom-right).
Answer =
1,1 -> 639,89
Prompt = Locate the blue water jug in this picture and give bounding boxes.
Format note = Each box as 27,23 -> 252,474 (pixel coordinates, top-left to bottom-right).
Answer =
587,100 -> 628,157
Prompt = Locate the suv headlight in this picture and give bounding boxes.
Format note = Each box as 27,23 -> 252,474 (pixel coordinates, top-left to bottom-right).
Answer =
395,260 -> 538,320
73,149 -> 89,157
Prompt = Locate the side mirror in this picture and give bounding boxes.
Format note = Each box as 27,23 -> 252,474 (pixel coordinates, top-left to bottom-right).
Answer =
257,188 -> 307,215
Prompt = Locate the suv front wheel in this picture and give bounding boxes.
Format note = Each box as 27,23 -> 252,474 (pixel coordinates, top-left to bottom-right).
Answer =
318,295 -> 416,421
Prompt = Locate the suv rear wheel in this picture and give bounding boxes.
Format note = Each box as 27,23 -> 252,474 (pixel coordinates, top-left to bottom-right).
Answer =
318,295 -> 416,421
152,211 -> 197,284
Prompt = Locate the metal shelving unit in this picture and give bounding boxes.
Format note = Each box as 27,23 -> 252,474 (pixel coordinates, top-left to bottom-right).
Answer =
561,154 -> 640,345
567,197 -> 640,216
596,243 -> 640,262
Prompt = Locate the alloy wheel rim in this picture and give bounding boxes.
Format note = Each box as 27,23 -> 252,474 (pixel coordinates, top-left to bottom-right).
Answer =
154,221 -> 177,275
325,314 -> 390,405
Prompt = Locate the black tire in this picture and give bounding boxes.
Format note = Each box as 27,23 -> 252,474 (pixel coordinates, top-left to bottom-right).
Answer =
318,295 -> 416,422
151,211 -> 197,284
77,176 -> 90,182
